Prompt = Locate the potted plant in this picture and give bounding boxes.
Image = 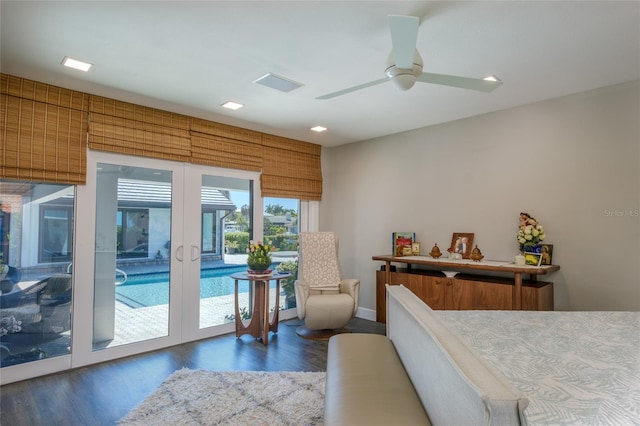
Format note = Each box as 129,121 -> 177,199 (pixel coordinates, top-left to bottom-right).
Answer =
276,259 -> 298,309
225,240 -> 240,254
246,240 -> 274,273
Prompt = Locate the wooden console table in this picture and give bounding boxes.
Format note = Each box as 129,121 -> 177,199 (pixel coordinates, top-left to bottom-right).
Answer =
372,255 -> 560,322
230,272 -> 290,346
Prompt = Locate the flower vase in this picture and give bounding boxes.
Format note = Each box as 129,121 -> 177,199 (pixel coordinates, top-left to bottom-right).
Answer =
523,244 -> 542,254
247,260 -> 272,275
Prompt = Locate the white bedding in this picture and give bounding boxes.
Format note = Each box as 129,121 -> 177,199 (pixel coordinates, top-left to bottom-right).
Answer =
436,310 -> 640,425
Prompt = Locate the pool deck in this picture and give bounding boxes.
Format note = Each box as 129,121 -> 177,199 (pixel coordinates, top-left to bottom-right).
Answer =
104,252 -> 297,348
8,252 -> 298,354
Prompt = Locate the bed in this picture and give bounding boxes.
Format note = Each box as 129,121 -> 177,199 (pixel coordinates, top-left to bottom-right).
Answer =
435,309 -> 640,425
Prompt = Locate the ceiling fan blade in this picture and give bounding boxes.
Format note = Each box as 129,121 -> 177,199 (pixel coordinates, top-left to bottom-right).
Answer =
417,72 -> 503,92
388,15 -> 419,69
316,78 -> 389,100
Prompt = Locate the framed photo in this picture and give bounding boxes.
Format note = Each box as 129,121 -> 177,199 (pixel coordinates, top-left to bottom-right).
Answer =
524,252 -> 543,267
411,242 -> 421,256
540,244 -> 553,265
392,232 -> 415,256
450,233 -> 474,259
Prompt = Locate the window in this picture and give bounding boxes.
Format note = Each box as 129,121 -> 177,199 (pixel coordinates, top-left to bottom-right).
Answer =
264,197 -> 299,310
1,180 -> 75,368
117,209 -> 149,258
39,206 -> 73,263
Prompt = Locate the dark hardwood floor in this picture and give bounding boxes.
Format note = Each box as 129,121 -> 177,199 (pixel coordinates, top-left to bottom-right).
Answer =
0,318 -> 384,426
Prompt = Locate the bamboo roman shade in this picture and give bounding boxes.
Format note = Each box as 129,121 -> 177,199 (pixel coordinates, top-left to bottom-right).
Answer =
0,74 -> 88,184
2,73 -> 323,200
190,119 -> 263,172
89,96 -> 191,162
261,134 -> 322,201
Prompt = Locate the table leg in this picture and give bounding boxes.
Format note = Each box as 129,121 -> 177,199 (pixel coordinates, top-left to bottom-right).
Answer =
262,280 -> 270,345
234,279 -> 241,337
235,279 -> 264,340
269,279 -> 280,333
514,272 -> 523,310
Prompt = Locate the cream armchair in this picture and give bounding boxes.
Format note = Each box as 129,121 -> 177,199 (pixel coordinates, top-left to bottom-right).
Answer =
294,232 -> 360,338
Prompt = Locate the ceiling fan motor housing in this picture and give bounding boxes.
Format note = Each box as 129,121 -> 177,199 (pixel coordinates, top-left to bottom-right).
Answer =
385,50 -> 424,90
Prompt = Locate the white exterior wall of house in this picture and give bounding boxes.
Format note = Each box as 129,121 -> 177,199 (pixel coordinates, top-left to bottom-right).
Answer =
148,208 -> 171,259
19,187 -> 75,268
322,80 -> 640,314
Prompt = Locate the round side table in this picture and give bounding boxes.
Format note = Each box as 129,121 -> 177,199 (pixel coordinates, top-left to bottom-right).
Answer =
230,271 -> 291,346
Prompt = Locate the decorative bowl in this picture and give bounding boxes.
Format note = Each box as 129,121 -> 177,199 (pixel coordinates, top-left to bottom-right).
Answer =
248,268 -> 272,275
442,271 -> 458,278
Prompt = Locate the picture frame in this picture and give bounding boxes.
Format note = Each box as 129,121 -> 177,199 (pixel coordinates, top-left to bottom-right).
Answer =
392,232 -> 415,256
450,233 -> 474,259
540,244 -> 553,265
524,252 -> 543,267
411,242 -> 421,256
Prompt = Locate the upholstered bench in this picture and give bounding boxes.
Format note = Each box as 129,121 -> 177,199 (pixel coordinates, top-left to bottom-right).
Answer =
323,285 -> 527,426
324,333 -> 431,425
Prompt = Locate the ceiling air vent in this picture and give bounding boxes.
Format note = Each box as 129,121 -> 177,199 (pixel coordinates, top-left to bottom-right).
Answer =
253,73 -> 303,93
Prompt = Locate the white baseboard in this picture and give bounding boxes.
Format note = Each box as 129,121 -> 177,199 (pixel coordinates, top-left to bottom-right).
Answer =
279,308 -> 298,321
355,306 -> 376,322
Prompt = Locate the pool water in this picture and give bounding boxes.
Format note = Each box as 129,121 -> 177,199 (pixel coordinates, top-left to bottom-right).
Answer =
116,264 -> 280,308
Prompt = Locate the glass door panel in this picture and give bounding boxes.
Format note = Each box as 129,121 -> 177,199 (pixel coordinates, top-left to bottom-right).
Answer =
92,164 -> 173,350
198,175 -> 252,329
264,197 -> 300,311
0,181 -> 75,368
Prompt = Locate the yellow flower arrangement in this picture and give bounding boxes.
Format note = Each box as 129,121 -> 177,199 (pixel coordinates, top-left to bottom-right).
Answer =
246,240 -> 275,272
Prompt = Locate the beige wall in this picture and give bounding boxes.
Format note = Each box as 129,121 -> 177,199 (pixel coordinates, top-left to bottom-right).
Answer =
322,80 -> 640,313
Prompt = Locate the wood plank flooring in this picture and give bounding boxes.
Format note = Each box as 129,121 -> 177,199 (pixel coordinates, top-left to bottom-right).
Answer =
0,318 -> 385,426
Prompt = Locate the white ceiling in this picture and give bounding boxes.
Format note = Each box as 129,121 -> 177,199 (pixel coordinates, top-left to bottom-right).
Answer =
1,1 -> 638,147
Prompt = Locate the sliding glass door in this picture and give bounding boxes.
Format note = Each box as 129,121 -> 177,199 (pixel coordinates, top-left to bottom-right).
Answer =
196,173 -> 253,331
92,163 -> 174,349
84,153 -> 259,357
2,150 -> 316,383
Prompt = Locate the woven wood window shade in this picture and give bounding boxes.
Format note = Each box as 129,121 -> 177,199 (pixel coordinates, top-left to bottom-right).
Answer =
261,134 -> 322,201
190,118 -> 263,172
89,96 -> 191,162
1,74 -> 88,184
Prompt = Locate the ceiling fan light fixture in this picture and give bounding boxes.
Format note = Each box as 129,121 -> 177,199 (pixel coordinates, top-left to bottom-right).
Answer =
391,73 -> 417,91
385,60 -> 423,91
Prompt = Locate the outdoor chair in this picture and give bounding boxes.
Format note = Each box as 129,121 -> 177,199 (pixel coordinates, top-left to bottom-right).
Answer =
294,232 -> 359,339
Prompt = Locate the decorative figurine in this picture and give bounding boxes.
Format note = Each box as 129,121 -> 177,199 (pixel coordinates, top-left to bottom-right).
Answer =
470,244 -> 484,262
429,243 -> 442,258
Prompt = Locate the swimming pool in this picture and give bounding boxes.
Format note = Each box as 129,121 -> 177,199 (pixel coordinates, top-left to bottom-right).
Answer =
116,264 -> 280,308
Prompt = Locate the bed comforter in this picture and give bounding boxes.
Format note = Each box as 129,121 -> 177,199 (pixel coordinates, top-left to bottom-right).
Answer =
436,310 -> 640,425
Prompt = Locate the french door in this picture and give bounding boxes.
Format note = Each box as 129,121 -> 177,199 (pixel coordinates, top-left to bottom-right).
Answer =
1,150 -> 315,383
72,151 -> 261,367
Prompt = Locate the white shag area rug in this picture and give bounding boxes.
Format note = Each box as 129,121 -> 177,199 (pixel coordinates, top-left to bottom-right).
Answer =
119,369 -> 325,426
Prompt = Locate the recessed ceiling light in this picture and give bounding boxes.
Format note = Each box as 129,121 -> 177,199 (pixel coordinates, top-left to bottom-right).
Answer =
62,56 -> 92,72
311,126 -> 327,132
222,101 -> 244,110
483,75 -> 501,82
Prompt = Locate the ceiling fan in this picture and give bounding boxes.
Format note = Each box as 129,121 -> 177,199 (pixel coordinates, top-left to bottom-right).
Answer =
316,15 -> 502,100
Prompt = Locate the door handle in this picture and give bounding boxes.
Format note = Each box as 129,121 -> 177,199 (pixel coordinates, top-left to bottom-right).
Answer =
191,245 -> 201,261
175,245 -> 184,262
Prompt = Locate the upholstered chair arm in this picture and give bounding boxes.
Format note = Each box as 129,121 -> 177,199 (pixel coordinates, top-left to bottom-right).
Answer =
340,278 -> 360,316
294,279 -> 310,320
